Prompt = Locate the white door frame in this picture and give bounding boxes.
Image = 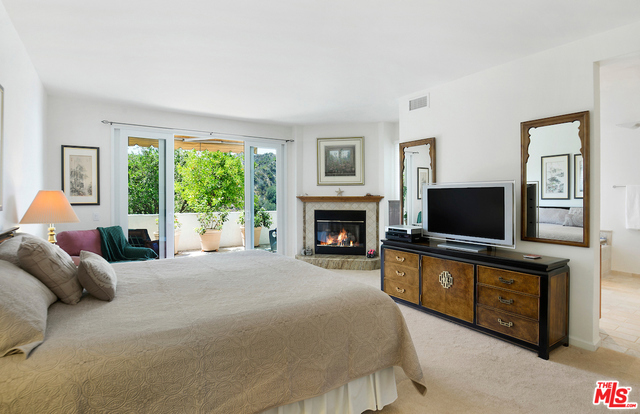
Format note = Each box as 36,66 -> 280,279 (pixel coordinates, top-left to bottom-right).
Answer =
244,140 -> 286,253
112,126 -> 175,258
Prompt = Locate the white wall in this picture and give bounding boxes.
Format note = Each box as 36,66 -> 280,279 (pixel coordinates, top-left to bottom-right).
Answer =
600,56 -> 640,274
291,122 -> 398,255
44,95 -> 292,240
399,20 -> 640,351
0,1 -> 47,235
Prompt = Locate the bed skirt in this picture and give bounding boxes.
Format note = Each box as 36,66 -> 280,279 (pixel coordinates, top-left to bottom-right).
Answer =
261,367 -> 397,414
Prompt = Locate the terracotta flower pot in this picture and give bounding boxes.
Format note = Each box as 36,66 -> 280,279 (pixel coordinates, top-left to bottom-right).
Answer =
240,226 -> 262,247
199,229 -> 222,252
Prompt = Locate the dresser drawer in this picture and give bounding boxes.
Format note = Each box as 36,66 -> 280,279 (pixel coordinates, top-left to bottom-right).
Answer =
476,306 -> 539,345
384,278 -> 419,304
478,266 -> 540,296
384,248 -> 419,269
477,285 -> 539,320
384,262 -> 419,286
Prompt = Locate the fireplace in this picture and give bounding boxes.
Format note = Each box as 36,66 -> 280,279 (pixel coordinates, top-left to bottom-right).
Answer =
314,210 -> 366,255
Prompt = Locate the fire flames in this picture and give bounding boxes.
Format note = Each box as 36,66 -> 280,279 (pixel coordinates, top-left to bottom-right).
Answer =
319,228 -> 358,247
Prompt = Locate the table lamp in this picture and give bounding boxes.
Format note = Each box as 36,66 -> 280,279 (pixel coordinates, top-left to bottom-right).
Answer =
20,190 -> 80,243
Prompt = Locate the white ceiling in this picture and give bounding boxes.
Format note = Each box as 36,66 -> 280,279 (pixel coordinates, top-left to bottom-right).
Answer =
4,0 -> 640,125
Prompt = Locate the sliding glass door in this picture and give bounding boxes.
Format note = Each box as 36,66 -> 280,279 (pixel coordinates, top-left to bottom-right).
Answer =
243,141 -> 285,252
113,128 -> 174,258
113,126 -> 286,257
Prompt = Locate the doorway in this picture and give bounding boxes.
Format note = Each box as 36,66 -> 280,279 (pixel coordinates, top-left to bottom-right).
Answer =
598,54 -> 640,356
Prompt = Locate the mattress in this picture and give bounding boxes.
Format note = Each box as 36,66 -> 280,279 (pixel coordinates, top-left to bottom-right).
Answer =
0,250 -> 425,413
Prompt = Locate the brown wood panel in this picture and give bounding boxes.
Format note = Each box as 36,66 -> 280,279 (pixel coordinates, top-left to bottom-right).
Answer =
384,262 -> 419,286
477,305 -> 539,345
421,256 -> 474,323
477,285 -> 539,320
478,266 -> 540,296
384,249 -> 419,269
549,272 -> 569,345
384,278 -> 419,304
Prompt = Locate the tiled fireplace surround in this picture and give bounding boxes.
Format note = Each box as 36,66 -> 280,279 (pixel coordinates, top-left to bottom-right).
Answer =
296,196 -> 383,270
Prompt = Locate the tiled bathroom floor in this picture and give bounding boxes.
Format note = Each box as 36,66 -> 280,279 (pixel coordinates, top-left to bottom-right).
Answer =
599,271 -> 640,357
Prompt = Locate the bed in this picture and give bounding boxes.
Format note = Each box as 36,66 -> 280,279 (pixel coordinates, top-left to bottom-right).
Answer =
536,207 -> 583,242
0,247 -> 425,413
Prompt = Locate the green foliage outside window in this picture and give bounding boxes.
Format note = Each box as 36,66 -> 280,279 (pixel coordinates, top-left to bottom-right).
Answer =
127,146 -> 276,215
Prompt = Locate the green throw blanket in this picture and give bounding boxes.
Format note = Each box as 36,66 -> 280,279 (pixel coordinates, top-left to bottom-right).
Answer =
97,226 -> 158,262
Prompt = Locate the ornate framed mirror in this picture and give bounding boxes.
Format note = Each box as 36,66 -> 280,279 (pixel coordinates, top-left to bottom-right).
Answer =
399,138 -> 436,225
521,111 -> 589,247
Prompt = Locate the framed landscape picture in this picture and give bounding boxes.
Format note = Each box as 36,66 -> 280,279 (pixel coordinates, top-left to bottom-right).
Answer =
62,145 -> 100,205
417,167 -> 429,199
541,154 -> 569,200
317,137 -> 364,185
574,153 -> 583,199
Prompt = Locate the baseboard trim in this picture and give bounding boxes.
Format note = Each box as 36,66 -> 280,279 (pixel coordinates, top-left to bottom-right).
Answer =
568,335 -> 600,352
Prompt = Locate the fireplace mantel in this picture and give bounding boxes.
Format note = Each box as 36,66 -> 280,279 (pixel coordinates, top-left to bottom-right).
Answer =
297,195 -> 383,203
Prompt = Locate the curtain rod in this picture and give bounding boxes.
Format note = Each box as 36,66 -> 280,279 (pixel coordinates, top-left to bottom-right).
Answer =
101,120 -> 294,143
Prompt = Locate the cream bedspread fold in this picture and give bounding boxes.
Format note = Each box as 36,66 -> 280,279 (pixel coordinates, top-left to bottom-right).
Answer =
0,251 -> 425,413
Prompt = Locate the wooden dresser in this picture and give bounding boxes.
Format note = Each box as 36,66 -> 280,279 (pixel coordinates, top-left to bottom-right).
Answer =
381,239 -> 569,359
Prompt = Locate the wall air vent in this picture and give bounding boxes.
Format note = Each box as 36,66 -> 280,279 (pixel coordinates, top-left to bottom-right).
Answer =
409,95 -> 429,111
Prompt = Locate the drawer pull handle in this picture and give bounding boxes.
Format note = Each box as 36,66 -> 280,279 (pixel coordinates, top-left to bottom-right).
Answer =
498,277 -> 515,285
498,296 -> 514,305
395,256 -> 405,262
395,287 -> 405,293
396,270 -> 405,277
497,318 -> 513,328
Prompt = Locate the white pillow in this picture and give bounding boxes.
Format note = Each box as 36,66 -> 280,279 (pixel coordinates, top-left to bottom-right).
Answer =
563,207 -> 584,228
0,260 -> 57,358
77,250 -> 117,301
0,233 -> 40,266
17,237 -> 82,305
538,208 -> 569,225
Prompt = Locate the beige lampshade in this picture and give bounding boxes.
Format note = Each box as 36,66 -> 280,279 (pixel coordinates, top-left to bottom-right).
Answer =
20,190 -> 80,225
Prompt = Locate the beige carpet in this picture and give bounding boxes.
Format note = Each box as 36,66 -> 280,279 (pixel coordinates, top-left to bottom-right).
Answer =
332,269 -> 640,414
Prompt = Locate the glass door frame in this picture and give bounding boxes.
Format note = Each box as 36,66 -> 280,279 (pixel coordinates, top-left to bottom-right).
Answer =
112,126 -> 175,258
243,140 -> 286,253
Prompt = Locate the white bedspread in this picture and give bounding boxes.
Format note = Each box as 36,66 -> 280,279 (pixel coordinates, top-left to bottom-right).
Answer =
0,251 -> 425,413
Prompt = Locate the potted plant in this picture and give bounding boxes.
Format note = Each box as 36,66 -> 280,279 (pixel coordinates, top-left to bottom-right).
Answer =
196,209 -> 229,252
237,210 -> 263,247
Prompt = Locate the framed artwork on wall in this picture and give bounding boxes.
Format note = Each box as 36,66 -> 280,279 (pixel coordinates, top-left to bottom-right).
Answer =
541,154 -> 570,200
62,145 -> 100,205
574,154 -> 583,199
317,137 -> 364,185
417,167 -> 429,199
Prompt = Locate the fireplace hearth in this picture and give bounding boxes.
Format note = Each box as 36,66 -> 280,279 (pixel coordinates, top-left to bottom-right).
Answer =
314,210 -> 366,256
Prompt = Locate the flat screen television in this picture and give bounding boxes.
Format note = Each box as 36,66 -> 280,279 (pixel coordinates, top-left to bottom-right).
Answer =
422,181 -> 516,252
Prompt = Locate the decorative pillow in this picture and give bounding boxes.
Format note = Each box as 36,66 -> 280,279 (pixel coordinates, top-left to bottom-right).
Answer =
17,237 -> 82,305
0,233 -> 40,266
0,260 -> 57,358
77,250 -> 117,301
563,207 -> 584,228
538,208 -> 569,225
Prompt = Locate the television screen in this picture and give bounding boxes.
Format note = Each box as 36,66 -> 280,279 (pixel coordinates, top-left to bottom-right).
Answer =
423,181 -> 515,249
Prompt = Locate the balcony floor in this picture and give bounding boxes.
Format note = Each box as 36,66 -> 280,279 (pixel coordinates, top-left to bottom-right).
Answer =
175,244 -> 273,258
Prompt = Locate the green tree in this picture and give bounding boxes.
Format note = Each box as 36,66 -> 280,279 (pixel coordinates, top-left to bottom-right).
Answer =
128,146 -> 160,214
176,150 -> 245,213
253,152 -> 276,210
